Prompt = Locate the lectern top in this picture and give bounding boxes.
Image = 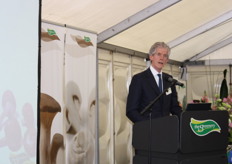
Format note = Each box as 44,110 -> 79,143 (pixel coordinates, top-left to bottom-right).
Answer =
185,103 -> 211,111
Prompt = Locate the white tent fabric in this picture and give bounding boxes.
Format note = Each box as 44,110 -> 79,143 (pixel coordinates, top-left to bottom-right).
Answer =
42,1 -> 232,163
42,0 -> 232,65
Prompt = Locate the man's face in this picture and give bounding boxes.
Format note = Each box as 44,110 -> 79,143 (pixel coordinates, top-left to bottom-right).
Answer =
149,47 -> 169,72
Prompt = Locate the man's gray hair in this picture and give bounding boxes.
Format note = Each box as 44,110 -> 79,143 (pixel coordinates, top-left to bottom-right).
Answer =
148,42 -> 170,56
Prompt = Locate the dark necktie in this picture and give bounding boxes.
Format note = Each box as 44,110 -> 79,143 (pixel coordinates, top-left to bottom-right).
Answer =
157,74 -> 162,93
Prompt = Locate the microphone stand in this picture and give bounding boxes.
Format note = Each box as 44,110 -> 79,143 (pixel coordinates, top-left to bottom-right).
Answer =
140,81 -> 176,164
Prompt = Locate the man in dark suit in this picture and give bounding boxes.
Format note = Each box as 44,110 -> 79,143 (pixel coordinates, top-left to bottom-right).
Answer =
126,42 -> 182,123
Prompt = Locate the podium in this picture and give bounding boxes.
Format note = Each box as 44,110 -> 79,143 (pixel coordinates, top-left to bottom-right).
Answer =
132,110 -> 229,164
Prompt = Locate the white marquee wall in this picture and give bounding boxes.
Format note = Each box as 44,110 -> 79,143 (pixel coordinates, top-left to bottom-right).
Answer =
186,65 -> 231,105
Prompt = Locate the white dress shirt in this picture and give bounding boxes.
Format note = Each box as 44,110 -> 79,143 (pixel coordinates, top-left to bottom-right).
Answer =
150,65 -> 163,91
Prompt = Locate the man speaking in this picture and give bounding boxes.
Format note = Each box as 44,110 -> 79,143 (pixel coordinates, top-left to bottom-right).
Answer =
126,42 -> 182,123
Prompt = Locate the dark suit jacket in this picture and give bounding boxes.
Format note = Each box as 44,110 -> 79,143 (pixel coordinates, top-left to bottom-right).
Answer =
126,68 -> 182,123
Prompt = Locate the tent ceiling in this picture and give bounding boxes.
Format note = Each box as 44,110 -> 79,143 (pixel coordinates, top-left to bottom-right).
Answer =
42,0 -> 232,65
42,0 -> 160,33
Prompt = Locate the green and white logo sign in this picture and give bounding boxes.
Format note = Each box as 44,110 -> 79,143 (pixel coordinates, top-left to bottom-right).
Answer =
190,118 -> 221,136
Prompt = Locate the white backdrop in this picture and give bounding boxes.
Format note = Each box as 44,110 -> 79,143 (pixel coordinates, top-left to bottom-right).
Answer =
0,0 -> 39,164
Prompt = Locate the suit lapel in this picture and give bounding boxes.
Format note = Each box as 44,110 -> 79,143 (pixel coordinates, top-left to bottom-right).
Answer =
145,68 -> 160,94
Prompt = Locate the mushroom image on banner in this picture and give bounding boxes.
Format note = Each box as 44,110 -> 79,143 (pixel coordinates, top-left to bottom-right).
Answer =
40,93 -> 64,164
64,81 -> 95,164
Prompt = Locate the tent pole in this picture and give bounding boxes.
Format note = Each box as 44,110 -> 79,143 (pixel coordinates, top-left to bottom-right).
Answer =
229,64 -> 232,96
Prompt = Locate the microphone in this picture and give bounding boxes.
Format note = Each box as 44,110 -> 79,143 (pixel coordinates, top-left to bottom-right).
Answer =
166,76 -> 184,87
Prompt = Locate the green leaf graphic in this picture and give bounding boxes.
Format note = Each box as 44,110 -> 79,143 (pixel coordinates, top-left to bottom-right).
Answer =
84,36 -> 91,42
47,29 -> 56,36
